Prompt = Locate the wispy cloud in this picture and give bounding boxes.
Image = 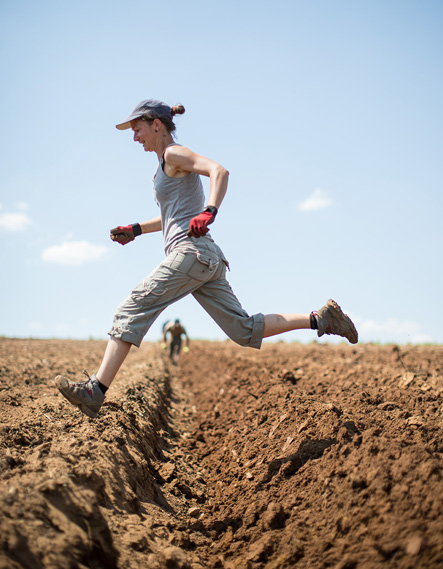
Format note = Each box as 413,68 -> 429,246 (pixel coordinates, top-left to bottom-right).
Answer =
41,240 -> 107,266
298,189 -> 333,212
0,211 -> 32,231
358,317 -> 434,344
16,201 -> 31,211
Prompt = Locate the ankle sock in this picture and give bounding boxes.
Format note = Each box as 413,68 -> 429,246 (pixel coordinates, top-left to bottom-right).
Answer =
97,381 -> 108,395
310,312 -> 319,330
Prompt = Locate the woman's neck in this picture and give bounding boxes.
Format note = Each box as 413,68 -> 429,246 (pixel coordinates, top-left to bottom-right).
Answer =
155,135 -> 175,160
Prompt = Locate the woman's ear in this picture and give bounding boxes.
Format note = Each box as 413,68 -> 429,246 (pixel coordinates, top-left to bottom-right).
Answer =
153,118 -> 162,133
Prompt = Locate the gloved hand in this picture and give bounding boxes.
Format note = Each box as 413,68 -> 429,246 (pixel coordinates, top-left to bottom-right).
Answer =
183,346 -> 190,353
187,206 -> 217,238
110,223 -> 142,245
161,343 -> 167,350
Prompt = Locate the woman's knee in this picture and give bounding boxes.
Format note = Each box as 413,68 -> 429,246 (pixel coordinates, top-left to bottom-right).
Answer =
228,333 -> 250,347
224,316 -> 264,349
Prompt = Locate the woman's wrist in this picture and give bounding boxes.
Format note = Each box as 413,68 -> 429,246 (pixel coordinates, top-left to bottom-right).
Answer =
132,223 -> 142,237
203,205 -> 218,217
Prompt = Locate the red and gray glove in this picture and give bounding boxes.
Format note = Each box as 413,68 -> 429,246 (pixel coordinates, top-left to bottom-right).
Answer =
187,206 -> 218,238
110,223 -> 142,245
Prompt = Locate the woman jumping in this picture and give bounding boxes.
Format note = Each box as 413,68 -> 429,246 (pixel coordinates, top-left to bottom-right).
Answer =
55,98 -> 358,418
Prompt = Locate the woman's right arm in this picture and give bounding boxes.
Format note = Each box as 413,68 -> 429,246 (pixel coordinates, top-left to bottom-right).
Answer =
140,216 -> 162,234
110,216 -> 162,245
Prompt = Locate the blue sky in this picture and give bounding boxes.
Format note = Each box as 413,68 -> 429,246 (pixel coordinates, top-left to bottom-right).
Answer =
1,0 -> 442,345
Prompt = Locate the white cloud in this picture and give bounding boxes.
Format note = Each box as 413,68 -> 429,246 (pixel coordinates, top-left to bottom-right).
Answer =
27,321 -> 44,332
0,211 -> 32,231
41,240 -> 108,266
358,317 -> 433,344
16,201 -> 30,210
298,188 -> 333,212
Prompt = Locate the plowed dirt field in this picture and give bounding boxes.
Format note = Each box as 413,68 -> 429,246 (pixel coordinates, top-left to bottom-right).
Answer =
1,338 -> 443,569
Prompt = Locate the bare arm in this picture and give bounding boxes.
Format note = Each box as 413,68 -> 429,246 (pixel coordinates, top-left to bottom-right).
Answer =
110,216 -> 161,245
140,216 -> 162,234
163,323 -> 172,343
182,328 -> 190,346
164,146 -> 229,210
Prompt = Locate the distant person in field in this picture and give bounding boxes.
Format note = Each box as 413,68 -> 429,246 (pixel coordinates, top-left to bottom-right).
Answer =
162,319 -> 189,365
55,98 -> 358,418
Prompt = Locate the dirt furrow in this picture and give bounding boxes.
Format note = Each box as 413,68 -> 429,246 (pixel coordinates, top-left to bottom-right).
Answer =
1,338 -> 443,569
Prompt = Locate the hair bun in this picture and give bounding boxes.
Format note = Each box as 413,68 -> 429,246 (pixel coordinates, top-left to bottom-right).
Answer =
171,103 -> 185,116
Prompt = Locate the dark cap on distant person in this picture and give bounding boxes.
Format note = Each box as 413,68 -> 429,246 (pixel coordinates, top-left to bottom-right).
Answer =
116,99 -> 180,130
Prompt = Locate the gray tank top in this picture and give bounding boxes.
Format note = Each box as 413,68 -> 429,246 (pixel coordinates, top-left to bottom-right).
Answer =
153,143 -> 209,254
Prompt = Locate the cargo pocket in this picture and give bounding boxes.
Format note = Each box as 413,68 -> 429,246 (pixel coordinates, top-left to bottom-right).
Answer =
186,251 -> 219,282
132,277 -> 169,306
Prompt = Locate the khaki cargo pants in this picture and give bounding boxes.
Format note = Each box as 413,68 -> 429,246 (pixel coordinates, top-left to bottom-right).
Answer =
108,236 -> 264,349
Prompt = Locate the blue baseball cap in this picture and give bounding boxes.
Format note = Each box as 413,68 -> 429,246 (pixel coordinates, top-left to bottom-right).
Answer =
116,99 -> 173,130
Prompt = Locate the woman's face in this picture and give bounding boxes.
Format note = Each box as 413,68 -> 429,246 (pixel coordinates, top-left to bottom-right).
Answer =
131,118 -> 155,152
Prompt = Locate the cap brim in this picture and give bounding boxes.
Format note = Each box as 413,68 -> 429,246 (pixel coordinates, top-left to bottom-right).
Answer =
115,120 -> 133,130
115,111 -> 145,130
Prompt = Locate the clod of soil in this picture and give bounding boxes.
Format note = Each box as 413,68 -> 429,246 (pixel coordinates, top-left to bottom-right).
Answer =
1,338 -> 443,569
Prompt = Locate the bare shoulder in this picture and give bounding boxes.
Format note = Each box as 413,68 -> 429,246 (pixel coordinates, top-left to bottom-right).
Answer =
164,144 -> 222,177
163,145 -> 196,177
165,144 -> 194,160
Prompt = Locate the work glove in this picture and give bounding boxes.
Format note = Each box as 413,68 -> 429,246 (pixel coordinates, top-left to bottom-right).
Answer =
187,206 -> 217,238
110,223 -> 142,245
183,346 -> 190,353
161,343 -> 167,350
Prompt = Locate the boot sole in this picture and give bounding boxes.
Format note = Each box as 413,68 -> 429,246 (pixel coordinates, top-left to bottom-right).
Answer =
326,300 -> 358,344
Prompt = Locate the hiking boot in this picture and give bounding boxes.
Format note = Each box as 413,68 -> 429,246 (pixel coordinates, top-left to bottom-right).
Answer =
55,372 -> 105,418
313,299 -> 358,344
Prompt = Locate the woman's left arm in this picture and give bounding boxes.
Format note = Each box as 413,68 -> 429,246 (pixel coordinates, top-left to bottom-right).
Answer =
165,145 -> 229,209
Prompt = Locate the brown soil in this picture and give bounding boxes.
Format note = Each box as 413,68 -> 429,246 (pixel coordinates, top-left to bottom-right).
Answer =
1,338 -> 443,569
